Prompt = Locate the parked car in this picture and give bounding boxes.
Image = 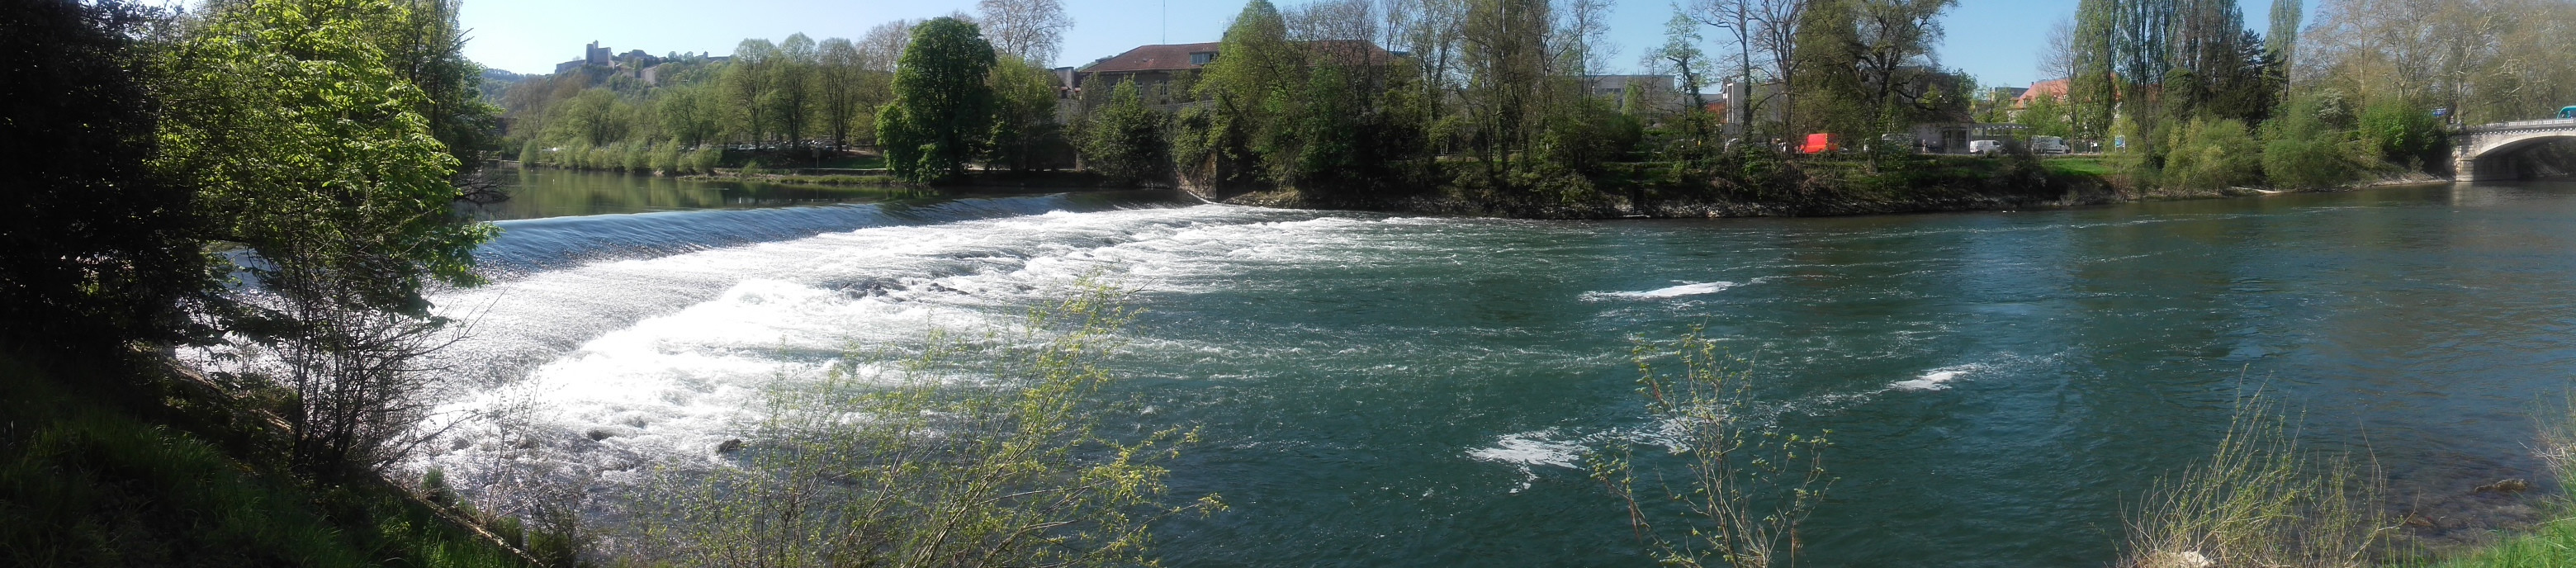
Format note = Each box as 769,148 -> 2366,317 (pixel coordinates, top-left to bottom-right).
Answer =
1969,140 -> 2004,156
2031,136 -> 2070,154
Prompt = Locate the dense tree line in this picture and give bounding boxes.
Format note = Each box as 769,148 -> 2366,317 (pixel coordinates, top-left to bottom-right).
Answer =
500,1 -> 1074,181
1999,0 -> 2576,190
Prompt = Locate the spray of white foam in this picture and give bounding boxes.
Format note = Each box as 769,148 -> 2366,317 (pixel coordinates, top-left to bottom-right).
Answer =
1467,430 -> 1590,493
1890,364 -> 1983,391
403,204 -> 1529,505
1583,281 -> 1739,301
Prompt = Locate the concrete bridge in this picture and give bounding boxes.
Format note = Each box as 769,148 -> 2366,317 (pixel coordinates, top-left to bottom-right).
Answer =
2455,118 -> 2576,181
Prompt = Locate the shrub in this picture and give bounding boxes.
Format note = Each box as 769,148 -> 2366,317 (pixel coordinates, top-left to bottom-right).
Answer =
2118,389 -> 2389,568
2261,94 -> 2364,189
2357,97 -> 2447,171
2162,118 -> 2262,191
1077,79 -> 1175,186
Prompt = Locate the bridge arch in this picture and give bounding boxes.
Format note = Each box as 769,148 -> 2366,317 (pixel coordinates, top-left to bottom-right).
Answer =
2455,120 -> 2576,181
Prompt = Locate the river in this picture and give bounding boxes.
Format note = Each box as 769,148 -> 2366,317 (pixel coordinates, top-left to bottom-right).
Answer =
419,167 -> 2575,566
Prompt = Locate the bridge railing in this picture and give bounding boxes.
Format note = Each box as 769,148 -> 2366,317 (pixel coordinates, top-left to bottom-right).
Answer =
2465,118 -> 2576,131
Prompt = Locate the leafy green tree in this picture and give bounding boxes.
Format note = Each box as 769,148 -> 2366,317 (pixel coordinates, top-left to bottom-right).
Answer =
989,55 -> 1068,172
817,37 -> 867,148
657,83 -> 723,149
368,0 -> 500,176
1185,0 -> 1300,191
773,33 -> 818,149
877,17 -> 998,182
725,39 -> 780,144
0,0 -> 209,351
154,0 -> 494,476
1077,79 -> 1174,185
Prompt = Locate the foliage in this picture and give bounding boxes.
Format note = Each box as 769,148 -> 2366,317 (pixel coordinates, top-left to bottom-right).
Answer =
0,0 -> 210,352
2161,118 -> 2263,190
2356,97 -> 2447,171
1591,329 -> 1833,568
988,55 -> 1072,172
2260,93 -> 2365,189
2116,388 -> 2391,568
0,353 -> 526,568
1077,79 -> 1175,185
878,17 -> 999,182
629,282 -> 1221,567
154,0 -> 495,477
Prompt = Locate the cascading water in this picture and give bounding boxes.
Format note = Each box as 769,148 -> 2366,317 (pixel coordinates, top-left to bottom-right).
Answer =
405,180 -> 2576,566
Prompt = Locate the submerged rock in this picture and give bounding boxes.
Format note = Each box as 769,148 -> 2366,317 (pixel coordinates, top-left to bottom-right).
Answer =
2473,478 -> 2531,494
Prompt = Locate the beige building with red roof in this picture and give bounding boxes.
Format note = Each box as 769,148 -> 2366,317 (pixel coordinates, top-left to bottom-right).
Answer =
1068,40 -> 1398,111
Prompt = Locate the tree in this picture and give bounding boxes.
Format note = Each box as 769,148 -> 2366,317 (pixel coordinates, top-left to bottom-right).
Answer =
817,37 -> 867,148
1652,12 -> 1721,168
658,83 -> 723,149
1186,0 -> 1301,190
988,55 -> 1066,172
1078,79 -> 1174,185
1459,0 -> 1555,182
155,0 -> 495,476
2070,0 -> 2119,139
0,0 -> 208,352
977,0 -> 1073,66
725,39 -> 780,144
878,17 -> 998,182
774,33 -> 819,149
370,0 -> 500,177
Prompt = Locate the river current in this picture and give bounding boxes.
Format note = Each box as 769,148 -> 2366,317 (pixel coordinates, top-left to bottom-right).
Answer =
417,169 -> 2576,566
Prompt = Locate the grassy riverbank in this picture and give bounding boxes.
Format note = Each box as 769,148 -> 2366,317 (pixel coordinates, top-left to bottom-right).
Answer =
1217,154 -> 2460,220
0,352 -> 536,567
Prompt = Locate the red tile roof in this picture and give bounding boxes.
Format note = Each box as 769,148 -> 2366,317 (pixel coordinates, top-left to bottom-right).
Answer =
1080,42 -> 1222,73
1077,40 -> 1396,74
2018,78 -> 2070,106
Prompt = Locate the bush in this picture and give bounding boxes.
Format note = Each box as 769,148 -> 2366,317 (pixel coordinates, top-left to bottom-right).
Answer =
2162,118 -> 2262,191
2261,94 -> 2364,189
1077,79 -> 1174,186
2358,97 -> 2447,171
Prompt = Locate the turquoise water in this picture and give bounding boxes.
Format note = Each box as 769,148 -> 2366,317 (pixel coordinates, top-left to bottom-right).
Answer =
422,172 -> 2576,566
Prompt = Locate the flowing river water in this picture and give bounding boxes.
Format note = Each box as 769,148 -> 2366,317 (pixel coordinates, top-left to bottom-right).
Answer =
417,166 -> 2576,566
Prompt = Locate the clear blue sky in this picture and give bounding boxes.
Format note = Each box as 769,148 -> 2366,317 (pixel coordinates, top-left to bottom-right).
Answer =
458,0 -> 2319,90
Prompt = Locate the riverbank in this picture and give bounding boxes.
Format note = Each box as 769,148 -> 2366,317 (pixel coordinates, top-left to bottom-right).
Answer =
1218,158 -> 2456,219
0,350 -> 542,567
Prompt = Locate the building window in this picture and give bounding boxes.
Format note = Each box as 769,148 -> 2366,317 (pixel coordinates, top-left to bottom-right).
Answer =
1190,52 -> 1216,65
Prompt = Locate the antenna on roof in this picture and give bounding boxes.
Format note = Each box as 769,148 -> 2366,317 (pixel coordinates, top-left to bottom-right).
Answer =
1162,0 -> 1167,45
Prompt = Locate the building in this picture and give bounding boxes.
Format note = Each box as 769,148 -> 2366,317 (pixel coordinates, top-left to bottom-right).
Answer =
1070,42 -> 1222,108
1582,75 -> 1684,115
1068,40 -> 1398,111
2017,78 -> 2070,107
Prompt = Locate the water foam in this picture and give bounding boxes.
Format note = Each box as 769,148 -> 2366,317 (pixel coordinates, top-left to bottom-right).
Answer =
408,204 -> 1461,500
1889,364 -> 1984,391
1584,281 -> 1740,301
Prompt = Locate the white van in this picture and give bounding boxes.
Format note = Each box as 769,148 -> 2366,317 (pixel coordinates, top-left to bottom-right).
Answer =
2031,136 -> 2070,154
1969,140 -> 2004,156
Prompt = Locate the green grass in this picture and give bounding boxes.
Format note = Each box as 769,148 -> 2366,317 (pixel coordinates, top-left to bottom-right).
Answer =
0,353 -> 529,567
2425,513 -> 2576,567
2043,157 -> 2112,177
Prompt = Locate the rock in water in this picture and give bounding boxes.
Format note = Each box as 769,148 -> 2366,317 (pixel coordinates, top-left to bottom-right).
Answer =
717,438 -> 745,453
2473,478 -> 2531,494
